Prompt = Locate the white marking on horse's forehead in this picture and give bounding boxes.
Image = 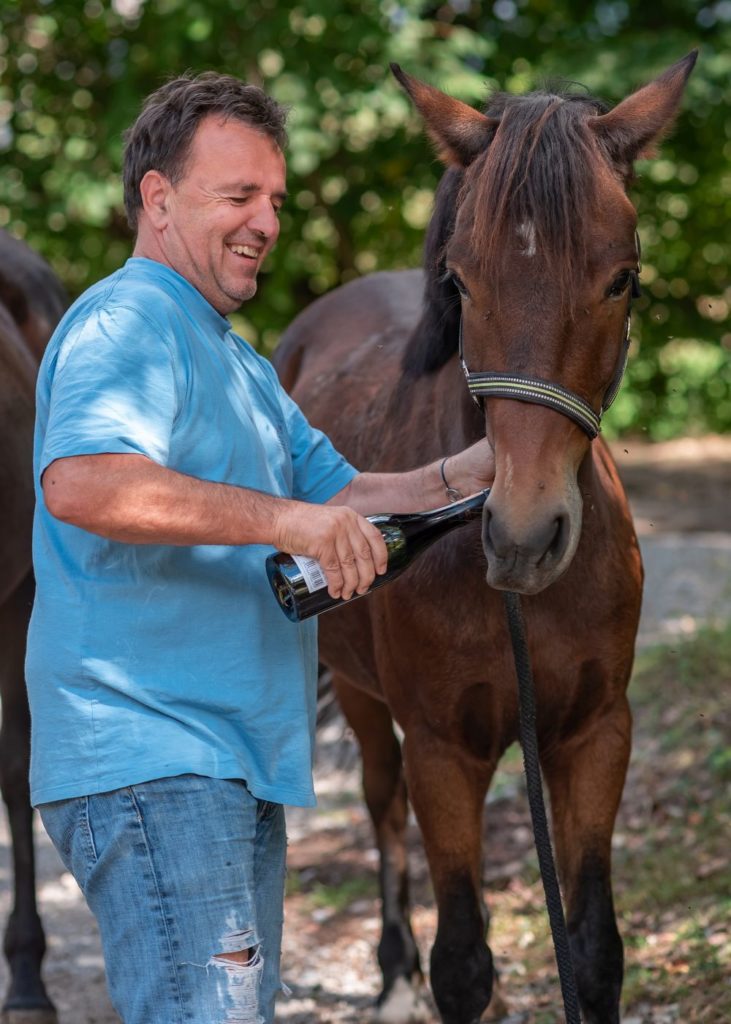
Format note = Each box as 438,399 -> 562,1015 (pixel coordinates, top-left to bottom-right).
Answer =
517,221 -> 536,257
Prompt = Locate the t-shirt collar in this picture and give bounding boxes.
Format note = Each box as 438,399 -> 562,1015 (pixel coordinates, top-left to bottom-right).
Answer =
126,257 -> 232,337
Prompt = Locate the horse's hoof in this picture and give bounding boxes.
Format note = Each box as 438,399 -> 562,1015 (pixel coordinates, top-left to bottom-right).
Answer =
1,1010 -> 58,1024
375,976 -> 432,1023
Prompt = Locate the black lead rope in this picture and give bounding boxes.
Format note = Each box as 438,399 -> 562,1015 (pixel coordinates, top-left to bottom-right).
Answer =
503,591 -> 583,1024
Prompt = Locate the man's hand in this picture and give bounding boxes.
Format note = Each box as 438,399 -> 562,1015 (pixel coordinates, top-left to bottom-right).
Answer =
440,437 -> 495,499
272,502 -> 388,601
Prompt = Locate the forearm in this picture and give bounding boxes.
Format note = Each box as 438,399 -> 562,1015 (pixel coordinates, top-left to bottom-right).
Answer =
43,453 -> 292,546
332,461 -> 444,516
43,452 -> 390,600
329,437 -> 494,516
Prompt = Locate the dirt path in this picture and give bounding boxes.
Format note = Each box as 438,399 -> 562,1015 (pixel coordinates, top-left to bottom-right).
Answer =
612,436 -> 731,647
0,437 -> 728,1024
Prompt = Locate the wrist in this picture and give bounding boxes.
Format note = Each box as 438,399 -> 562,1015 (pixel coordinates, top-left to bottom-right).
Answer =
439,456 -> 465,503
270,499 -> 299,553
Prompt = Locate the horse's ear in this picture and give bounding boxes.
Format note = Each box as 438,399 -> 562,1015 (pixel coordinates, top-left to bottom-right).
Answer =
588,51 -> 697,164
391,63 -> 497,167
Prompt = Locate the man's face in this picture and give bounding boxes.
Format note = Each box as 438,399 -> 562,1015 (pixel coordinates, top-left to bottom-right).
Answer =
155,115 -> 287,315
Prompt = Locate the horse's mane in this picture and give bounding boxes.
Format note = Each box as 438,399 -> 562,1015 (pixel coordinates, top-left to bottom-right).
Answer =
403,88 -> 610,376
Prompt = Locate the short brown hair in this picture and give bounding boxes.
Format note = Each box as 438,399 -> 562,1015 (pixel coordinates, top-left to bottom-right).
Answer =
122,72 -> 288,230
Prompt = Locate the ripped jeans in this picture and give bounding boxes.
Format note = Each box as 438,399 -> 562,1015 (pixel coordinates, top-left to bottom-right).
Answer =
39,774 -> 286,1024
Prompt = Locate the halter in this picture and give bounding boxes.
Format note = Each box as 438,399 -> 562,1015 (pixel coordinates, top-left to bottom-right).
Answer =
459,269 -> 641,441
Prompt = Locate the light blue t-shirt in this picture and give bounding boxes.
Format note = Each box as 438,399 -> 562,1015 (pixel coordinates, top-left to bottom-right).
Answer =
27,257 -> 357,808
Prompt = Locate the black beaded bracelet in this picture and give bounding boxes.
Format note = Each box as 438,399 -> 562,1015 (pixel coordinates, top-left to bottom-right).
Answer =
439,457 -> 464,503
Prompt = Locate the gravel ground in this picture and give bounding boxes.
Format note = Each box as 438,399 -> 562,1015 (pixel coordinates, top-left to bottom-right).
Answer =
0,438 -> 728,1024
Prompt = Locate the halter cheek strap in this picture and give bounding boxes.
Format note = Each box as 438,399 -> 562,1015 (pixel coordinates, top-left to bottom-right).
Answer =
459,271 -> 639,441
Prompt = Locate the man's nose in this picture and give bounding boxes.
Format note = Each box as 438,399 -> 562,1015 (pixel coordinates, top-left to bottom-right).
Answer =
247,198 -> 279,239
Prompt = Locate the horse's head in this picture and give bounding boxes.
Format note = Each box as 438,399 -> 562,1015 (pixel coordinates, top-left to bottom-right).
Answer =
394,54 -> 696,594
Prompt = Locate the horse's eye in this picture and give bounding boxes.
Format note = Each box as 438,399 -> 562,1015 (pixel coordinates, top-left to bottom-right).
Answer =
607,271 -> 632,298
450,272 -> 470,298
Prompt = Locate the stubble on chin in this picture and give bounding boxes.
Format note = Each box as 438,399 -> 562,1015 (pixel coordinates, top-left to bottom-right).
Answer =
233,279 -> 257,307
212,273 -> 258,315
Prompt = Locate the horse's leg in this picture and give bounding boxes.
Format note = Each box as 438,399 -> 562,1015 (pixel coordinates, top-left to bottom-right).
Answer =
0,574 -> 55,1020
333,676 -> 428,1023
401,726 -> 495,1024
541,695 -> 632,1024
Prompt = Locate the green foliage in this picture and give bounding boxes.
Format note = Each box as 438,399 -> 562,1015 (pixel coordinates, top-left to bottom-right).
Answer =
1,0 -> 728,437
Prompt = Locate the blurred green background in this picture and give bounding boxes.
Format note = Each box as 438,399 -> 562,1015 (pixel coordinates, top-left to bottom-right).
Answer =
1,0 -> 729,439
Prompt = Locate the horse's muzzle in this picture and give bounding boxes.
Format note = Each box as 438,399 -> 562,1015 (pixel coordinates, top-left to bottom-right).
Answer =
481,498 -> 581,594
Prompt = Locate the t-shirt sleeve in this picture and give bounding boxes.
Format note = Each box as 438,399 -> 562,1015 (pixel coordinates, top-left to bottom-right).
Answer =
259,359 -> 357,504
39,305 -> 178,481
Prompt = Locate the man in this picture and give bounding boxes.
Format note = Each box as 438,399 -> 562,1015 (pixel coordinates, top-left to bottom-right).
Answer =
27,73 -> 493,1024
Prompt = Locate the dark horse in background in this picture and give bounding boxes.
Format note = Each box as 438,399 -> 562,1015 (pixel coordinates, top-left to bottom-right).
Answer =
275,54 -> 695,1024
0,228 -> 66,1021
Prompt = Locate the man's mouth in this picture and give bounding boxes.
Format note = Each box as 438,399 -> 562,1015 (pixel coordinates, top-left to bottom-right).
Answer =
226,243 -> 260,261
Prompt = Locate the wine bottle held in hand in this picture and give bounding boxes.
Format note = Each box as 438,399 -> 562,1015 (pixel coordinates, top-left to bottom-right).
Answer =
266,489 -> 490,622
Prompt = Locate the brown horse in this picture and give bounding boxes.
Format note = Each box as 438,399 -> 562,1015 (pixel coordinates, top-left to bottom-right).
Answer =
0,228 -> 66,1021
274,53 -> 696,1024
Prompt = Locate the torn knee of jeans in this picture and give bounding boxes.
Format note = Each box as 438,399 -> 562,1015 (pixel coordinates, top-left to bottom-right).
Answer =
210,929 -> 262,969
208,932 -> 265,1023
211,946 -> 261,967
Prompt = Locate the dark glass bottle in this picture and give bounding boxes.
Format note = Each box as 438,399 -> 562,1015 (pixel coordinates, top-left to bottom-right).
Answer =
266,489 -> 489,622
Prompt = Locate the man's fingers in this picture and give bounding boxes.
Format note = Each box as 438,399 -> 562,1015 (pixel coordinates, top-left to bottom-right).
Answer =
276,503 -> 388,602
351,536 -> 382,596
341,521 -> 389,598
322,556 -> 345,600
334,536 -> 361,601
360,520 -> 388,576
327,521 -> 386,601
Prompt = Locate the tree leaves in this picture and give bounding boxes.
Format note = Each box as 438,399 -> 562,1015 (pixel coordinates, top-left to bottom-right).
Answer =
1,1 -> 727,436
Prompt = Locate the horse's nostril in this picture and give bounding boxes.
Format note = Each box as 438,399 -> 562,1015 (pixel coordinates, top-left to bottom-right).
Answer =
547,514 -> 568,562
484,503 -> 572,569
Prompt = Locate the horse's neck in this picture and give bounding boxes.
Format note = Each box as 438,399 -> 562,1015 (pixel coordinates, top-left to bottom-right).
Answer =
383,355 -> 484,468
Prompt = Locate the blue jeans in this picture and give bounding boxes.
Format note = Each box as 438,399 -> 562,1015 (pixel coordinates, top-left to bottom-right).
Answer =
39,774 -> 286,1024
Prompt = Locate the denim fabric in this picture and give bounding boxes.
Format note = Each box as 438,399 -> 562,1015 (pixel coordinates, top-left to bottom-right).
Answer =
40,774 -> 286,1024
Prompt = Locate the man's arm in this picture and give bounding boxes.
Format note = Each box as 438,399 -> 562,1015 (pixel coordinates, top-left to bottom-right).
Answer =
43,437 -> 494,602
327,437 -> 495,515
43,453 -> 387,601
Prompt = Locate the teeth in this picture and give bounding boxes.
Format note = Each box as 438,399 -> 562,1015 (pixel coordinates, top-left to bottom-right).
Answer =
228,244 -> 259,257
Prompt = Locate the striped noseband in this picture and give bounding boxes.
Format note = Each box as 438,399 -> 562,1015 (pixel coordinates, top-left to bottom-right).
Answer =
460,271 -> 641,441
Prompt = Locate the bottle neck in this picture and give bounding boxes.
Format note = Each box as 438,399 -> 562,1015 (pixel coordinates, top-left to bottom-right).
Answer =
426,488 -> 490,523
369,489 -> 489,530
391,488 -> 489,536
366,489 -> 488,560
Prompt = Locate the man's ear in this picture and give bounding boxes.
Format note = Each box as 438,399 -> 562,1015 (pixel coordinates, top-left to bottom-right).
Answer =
138,170 -> 172,228
588,50 -> 697,165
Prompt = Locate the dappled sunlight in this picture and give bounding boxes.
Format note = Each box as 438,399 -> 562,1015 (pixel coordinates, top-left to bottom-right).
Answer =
1,3 -> 728,435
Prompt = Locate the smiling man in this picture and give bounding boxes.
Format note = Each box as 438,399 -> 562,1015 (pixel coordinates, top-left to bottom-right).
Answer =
26,73 -> 493,1024
132,113 -> 288,310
